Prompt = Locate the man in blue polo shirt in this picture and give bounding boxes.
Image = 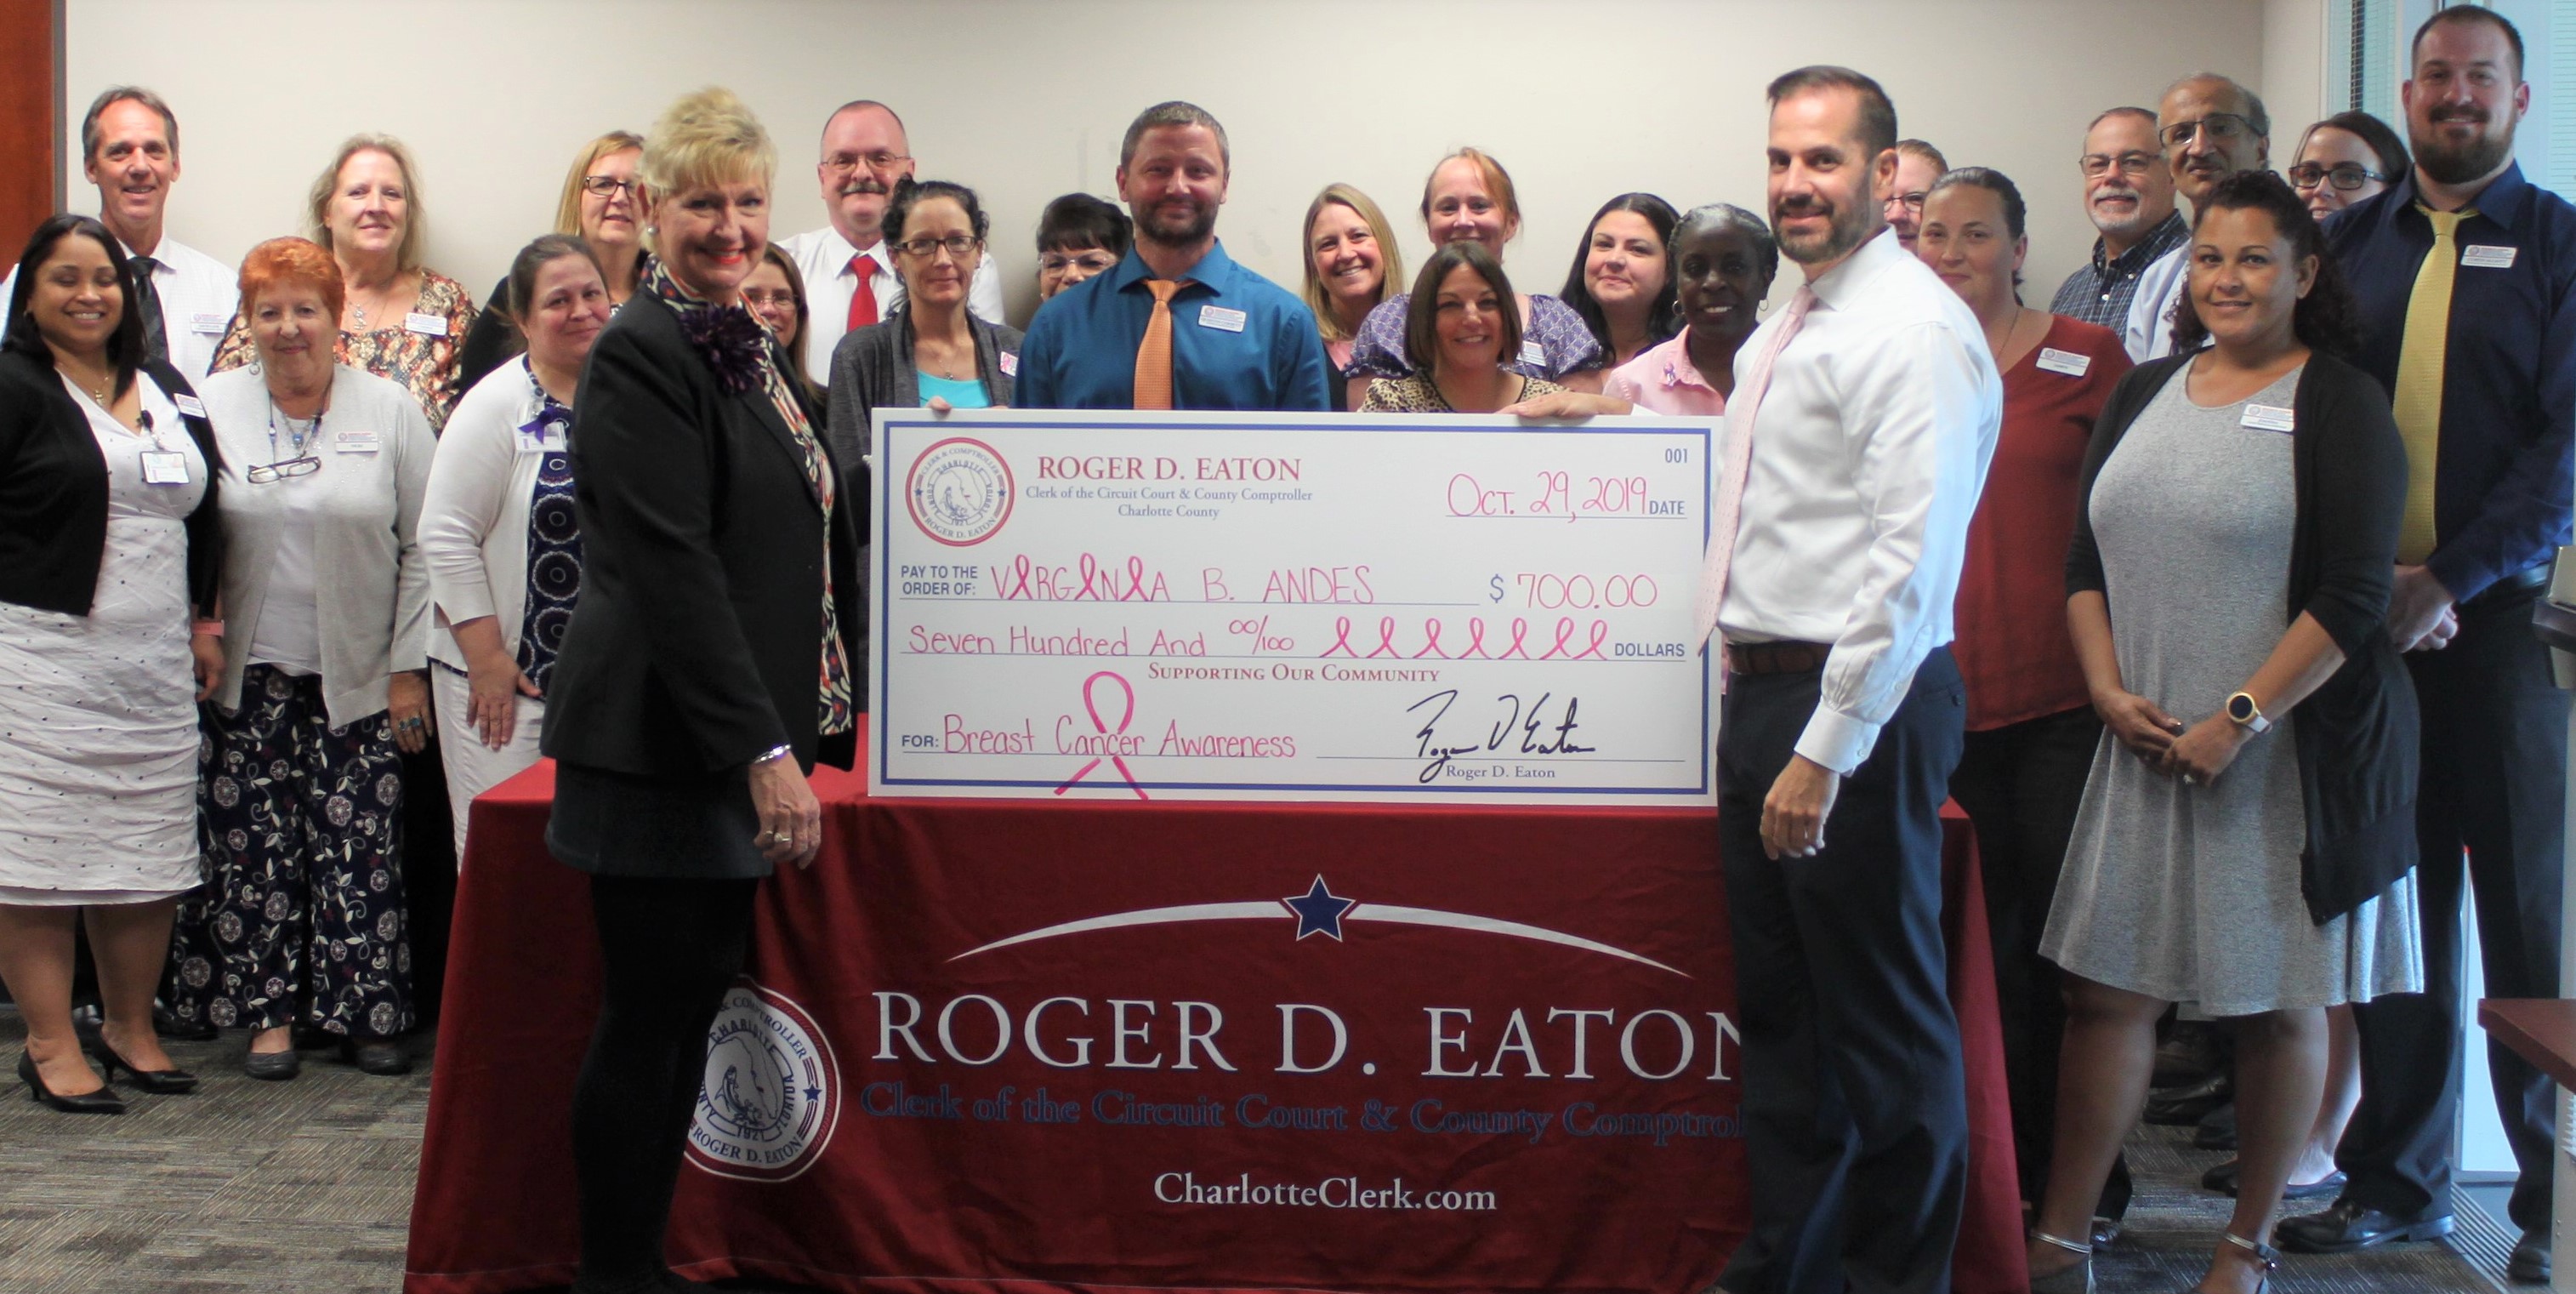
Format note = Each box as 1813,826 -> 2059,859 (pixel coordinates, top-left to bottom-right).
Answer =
2277,9 -> 2575,1283
1015,101 -> 1332,411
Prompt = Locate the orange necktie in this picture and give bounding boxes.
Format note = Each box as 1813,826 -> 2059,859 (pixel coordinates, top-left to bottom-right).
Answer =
1134,279 -> 1188,410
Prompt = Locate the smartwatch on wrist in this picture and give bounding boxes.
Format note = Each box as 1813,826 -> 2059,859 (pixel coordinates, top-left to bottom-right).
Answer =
2224,691 -> 2271,734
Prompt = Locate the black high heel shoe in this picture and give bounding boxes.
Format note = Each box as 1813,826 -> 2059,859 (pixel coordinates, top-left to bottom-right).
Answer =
83,1035 -> 199,1094
16,1051 -> 124,1114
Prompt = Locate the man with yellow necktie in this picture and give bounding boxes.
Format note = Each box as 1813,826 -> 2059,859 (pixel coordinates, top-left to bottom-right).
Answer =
2281,9 -> 2576,1283
1015,101 -> 1332,412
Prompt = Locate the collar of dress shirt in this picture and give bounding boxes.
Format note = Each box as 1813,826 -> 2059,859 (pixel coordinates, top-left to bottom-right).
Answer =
1106,239 -> 1237,298
2391,159 -> 2528,231
112,234 -> 169,273
2095,209 -> 2188,274
1658,336 -> 1712,390
1800,225 -> 1907,311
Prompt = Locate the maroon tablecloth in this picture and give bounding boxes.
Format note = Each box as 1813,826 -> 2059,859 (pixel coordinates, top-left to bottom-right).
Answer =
405,737 -> 2025,1293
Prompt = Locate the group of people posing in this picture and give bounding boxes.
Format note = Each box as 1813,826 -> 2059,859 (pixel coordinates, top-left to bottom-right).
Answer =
0,8 -> 2567,1294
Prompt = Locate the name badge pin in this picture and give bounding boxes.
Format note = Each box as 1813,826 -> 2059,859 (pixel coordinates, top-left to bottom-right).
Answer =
2462,244 -> 2516,269
334,430 -> 381,453
173,393 -> 207,419
1197,305 -> 1247,333
139,450 -> 190,485
2035,347 -> 2091,378
2241,404 -> 2295,433
404,311 -> 450,338
1519,339 -> 1547,368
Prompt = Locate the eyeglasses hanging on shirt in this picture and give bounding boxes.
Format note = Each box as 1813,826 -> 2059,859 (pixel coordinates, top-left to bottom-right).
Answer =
249,399 -> 324,483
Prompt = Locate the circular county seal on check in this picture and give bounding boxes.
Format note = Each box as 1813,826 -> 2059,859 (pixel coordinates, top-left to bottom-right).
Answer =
685,979 -> 841,1182
907,436 -> 1015,546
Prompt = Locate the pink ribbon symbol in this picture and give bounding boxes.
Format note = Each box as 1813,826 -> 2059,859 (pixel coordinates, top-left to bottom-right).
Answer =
1411,618 -> 1447,659
1055,670 -> 1150,799
1320,616 -> 1358,658
1364,616 -> 1402,658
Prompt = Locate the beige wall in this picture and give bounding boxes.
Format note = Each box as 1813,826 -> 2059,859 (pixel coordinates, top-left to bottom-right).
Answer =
67,0 -> 2306,326
2263,0 -> 2333,151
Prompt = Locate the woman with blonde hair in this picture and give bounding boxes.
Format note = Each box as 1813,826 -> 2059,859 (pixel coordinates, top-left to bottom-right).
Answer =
212,134 -> 477,431
1300,183 -> 1403,402
458,130 -> 645,385
542,86 -> 861,1294
1342,147 -> 1601,404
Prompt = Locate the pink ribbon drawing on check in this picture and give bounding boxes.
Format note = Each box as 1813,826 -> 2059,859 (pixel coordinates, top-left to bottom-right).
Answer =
1055,670 -> 1151,799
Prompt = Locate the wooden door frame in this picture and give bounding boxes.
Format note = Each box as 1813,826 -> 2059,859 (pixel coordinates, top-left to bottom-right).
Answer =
0,0 -> 62,264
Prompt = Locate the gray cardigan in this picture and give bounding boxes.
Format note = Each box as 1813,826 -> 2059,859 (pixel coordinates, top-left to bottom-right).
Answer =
823,302 -> 1022,475
202,365 -> 434,726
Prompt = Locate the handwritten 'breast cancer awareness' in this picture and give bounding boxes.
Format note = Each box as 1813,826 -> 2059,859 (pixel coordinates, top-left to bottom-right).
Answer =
1054,670 -> 1150,799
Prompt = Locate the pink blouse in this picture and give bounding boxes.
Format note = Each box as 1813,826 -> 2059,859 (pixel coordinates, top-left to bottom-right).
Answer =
1602,334 -> 1726,417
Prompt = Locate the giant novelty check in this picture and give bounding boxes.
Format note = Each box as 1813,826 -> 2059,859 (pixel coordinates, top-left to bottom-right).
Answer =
868,410 -> 1718,804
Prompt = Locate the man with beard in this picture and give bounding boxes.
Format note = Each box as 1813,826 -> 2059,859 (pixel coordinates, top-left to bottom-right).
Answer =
0,87 -> 236,382
2278,9 -> 2575,1281
1700,66 -> 1999,1294
2123,73 -> 2270,361
2049,106 -> 2189,331
776,99 -> 1004,379
1015,101 -> 1330,411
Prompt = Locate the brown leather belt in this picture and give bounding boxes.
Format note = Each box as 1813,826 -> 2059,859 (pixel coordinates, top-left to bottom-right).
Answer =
1724,640 -> 1830,675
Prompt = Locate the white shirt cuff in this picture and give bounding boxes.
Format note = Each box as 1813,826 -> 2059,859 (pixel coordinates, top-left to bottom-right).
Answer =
1793,706 -> 1881,778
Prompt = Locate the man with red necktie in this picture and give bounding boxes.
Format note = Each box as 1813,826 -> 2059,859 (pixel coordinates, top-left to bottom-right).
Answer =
776,99 -> 1005,383
1701,66 -> 2000,1294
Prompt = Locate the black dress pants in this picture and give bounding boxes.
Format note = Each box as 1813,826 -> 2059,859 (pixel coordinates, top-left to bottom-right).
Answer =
1948,705 -> 2131,1221
2341,587 -> 2567,1232
1715,648 -> 1969,1294
570,873 -> 761,1284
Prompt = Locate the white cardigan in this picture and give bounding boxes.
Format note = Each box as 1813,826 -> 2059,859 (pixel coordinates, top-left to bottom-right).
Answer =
204,365 -> 434,727
419,361 -> 553,673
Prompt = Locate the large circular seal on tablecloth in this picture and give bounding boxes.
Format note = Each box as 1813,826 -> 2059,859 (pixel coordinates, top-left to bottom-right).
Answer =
685,978 -> 842,1183
906,436 -> 1015,547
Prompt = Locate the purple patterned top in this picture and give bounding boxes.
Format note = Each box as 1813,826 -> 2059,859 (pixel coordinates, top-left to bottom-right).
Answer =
1343,292 -> 1603,382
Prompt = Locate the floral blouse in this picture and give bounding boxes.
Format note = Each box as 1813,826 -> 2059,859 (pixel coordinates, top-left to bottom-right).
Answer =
1356,372 -> 1567,413
1344,292 -> 1602,383
213,271 -> 478,433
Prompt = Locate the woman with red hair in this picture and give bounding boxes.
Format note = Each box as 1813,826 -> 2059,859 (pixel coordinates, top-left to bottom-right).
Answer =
162,237 -> 434,1080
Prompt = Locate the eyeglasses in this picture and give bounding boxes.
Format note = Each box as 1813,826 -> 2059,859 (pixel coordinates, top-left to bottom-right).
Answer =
893,234 -> 981,259
246,455 -> 321,483
1884,191 -> 1927,214
581,175 -> 639,197
2160,113 -> 2259,150
823,151 -> 912,175
1041,250 -> 1119,275
2079,151 -> 2161,178
741,287 -> 799,311
2287,162 -> 2391,192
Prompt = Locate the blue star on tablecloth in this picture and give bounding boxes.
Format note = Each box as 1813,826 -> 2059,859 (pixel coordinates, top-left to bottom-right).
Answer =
1282,876 -> 1357,942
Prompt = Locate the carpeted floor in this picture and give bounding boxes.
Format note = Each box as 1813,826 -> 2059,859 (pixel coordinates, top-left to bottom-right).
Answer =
0,1007 -> 2509,1293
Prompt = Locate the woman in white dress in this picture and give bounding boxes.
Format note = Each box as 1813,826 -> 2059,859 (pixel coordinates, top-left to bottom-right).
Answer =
0,214 -> 225,1112
420,235 -> 610,853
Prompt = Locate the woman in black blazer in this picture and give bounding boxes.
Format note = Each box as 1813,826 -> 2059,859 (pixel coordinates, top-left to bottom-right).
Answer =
537,89 -> 862,1294
0,214 -> 225,1113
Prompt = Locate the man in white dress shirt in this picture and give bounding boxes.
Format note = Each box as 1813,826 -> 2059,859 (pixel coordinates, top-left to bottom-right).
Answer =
1704,66 -> 1999,1294
2,88 -> 236,382
775,99 -> 1005,379
2124,73 -> 2271,361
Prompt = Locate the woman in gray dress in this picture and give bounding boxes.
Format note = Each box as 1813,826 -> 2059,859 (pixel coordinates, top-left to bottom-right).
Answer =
2025,172 -> 2421,1294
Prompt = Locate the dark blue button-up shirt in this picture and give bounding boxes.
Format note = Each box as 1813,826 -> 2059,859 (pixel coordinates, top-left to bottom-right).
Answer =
2325,161 -> 2576,601
1015,240 -> 1332,412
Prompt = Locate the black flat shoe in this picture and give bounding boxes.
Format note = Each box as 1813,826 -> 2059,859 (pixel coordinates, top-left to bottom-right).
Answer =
2274,1200 -> 2454,1253
343,1039 -> 412,1076
152,1002 -> 218,1041
2198,1160 -> 2343,1200
82,1036 -> 199,1094
2145,1072 -> 2233,1125
2511,1233 -> 2551,1284
242,1046 -> 301,1081
17,1051 -> 124,1114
